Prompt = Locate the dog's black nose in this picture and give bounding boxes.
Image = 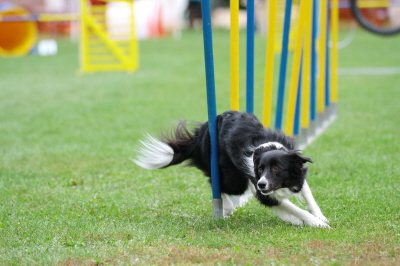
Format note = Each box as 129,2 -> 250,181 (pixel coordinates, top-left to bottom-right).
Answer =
258,182 -> 267,189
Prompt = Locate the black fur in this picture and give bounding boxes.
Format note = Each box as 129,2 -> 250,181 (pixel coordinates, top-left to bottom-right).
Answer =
158,110 -> 313,207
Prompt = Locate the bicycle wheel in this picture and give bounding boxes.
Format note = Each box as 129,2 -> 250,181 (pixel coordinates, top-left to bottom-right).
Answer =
350,0 -> 400,35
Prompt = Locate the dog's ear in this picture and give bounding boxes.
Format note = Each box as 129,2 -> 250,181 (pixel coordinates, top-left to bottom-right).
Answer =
299,155 -> 313,164
286,152 -> 312,177
298,155 -> 312,177
290,151 -> 313,165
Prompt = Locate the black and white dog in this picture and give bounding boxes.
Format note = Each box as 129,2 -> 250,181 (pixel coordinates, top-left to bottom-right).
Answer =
134,111 -> 329,227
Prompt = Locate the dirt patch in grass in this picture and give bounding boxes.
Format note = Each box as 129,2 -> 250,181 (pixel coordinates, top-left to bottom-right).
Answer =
57,238 -> 398,265
128,245 -> 282,265
294,239 -> 399,266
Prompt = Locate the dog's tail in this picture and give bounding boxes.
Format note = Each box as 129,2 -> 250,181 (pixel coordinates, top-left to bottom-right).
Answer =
132,120 -> 197,170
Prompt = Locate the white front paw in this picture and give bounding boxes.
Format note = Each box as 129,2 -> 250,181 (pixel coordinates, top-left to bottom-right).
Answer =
311,211 -> 330,224
304,216 -> 330,228
274,209 -> 303,225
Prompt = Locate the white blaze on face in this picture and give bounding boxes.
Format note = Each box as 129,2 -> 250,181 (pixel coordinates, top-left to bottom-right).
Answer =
256,142 -> 284,150
257,174 -> 272,195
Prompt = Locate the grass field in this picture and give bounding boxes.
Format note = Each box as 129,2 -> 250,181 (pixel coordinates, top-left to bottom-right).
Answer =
1,28 -> 400,265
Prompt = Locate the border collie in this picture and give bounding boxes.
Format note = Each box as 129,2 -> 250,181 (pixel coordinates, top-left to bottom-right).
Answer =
133,111 -> 329,227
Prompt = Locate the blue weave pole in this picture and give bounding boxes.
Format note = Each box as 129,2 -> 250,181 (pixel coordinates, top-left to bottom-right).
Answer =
310,0 -> 318,124
199,0 -> 223,218
275,0 -> 293,130
246,0 -> 255,114
325,5 -> 331,109
294,54 -> 304,138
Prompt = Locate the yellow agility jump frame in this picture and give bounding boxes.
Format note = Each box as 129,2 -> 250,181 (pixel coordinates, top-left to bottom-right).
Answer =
0,1 -> 139,73
80,0 -> 138,73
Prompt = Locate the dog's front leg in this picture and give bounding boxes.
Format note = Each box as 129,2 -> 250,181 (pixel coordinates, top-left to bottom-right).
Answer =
300,181 -> 329,223
273,199 -> 330,227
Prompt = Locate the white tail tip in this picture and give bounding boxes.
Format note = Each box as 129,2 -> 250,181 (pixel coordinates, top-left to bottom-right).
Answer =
132,134 -> 174,170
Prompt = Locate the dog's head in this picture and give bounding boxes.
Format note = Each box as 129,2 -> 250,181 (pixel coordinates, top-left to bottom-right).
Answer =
253,146 -> 313,196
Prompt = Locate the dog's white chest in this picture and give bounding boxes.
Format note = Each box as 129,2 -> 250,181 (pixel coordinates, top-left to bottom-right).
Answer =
273,188 -> 293,200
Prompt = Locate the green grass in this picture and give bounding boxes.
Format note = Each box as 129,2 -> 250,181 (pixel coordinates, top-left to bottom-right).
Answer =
1,29 -> 400,265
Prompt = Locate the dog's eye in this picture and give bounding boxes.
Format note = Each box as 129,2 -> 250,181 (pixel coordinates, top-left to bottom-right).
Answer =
272,165 -> 280,171
258,167 -> 263,175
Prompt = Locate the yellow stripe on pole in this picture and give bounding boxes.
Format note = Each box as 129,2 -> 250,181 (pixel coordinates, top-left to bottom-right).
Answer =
285,0 -> 307,136
230,0 -> 240,111
317,0 -> 327,113
300,0 -> 312,129
331,0 -> 339,103
261,0 -> 277,127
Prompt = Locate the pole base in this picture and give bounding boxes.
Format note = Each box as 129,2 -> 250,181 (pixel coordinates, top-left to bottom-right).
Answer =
212,198 -> 223,219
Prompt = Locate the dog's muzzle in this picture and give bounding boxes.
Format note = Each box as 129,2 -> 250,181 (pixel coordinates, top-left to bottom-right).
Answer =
257,181 -> 267,190
257,181 -> 272,195
258,180 -> 280,195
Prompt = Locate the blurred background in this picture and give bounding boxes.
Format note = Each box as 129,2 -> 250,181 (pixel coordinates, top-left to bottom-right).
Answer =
1,0 -> 399,58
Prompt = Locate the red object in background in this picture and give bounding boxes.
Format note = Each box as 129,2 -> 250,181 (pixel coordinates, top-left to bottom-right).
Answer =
38,21 -> 70,35
359,8 -> 388,27
90,0 -> 106,6
338,0 -> 388,26
340,7 -> 354,20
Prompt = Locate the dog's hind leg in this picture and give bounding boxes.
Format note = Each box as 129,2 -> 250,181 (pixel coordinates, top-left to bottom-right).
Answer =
221,193 -> 234,217
238,179 -> 256,206
300,181 -> 329,223
226,180 -> 256,212
229,195 -> 241,208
